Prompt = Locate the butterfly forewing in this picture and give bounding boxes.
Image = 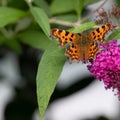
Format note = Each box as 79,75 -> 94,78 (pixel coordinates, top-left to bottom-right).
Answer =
51,29 -> 81,47
88,22 -> 114,43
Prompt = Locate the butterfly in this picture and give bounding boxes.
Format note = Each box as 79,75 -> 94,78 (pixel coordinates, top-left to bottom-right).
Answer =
50,22 -> 114,63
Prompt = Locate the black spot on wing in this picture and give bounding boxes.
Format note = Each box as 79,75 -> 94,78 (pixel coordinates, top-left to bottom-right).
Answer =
65,31 -> 69,36
93,36 -> 96,39
77,33 -> 82,36
100,32 -> 103,35
70,38 -> 72,41
71,33 -> 74,37
92,32 -> 95,35
102,26 -> 105,29
96,28 -> 100,33
58,30 -> 62,34
71,43 -> 75,48
97,35 -> 100,37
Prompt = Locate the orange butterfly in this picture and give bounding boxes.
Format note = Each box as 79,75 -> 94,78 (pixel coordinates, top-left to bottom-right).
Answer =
50,22 -> 114,63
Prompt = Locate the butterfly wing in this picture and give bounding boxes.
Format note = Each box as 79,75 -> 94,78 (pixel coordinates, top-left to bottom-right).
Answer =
88,22 -> 113,43
87,41 -> 99,60
65,43 -> 81,63
50,29 -> 81,47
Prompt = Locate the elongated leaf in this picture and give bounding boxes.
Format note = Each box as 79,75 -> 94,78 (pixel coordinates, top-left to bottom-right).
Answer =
30,7 -> 50,37
70,21 -> 95,33
18,30 -> 51,50
36,41 -> 66,120
50,0 -> 74,15
0,7 -> 26,27
33,0 -> 50,16
107,28 -> 120,41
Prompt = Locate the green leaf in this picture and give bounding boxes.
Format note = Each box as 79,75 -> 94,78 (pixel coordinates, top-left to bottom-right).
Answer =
36,42 -> 66,120
74,0 -> 84,18
70,21 -> 95,33
0,7 -> 26,27
54,14 -> 77,22
0,33 -> 6,45
5,39 -> 22,54
50,0 -> 85,17
116,0 -> 120,6
30,7 -> 50,37
107,28 -> 120,41
50,0 -> 75,15
33,0 -> 51,16
8,0 -> 28,10
18,30 -> 51,50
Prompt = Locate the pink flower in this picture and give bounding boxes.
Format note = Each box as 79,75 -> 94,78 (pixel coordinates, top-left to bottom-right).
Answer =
87,40 -> 120,100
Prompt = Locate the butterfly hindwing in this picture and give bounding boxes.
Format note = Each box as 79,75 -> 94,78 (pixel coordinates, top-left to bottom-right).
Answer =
88,41 -> 99,60
65,43 -> 81,63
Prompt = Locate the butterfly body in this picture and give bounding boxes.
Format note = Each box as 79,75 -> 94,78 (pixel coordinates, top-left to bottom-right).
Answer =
51,22 -> 114,63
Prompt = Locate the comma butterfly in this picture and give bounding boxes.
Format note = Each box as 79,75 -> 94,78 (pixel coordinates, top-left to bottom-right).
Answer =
50,22 -> 114,63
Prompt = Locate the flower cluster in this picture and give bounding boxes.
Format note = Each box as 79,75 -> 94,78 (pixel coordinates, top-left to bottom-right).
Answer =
87,40 -> 120,100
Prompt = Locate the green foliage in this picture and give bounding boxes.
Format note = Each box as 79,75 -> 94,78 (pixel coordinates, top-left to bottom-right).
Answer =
0,7 -> 26,27
18,30 -> 51,50
53,14 -> 78,22
0,33 -> 6,45
107,28 -> 120,40
33,0 -> 51,16
36,42 -> 66,120
74,0 -> 84,18
50,0 -> 75,15
50,0 -> 85,17
70,21 -> 95,32
30,6 -> 50,37
5,39 -> 22,54
116,0 -> 120,7
1,0 -> 120,120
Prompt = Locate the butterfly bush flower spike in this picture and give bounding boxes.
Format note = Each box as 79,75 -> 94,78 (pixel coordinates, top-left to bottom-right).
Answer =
87,40 -> 120,100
